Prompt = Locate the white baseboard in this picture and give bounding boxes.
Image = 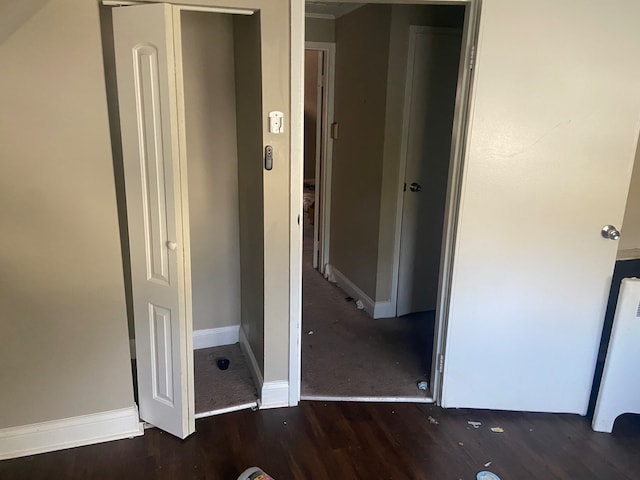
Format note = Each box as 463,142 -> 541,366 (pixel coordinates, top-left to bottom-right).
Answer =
239,328 -> 290,409
373,300 -> 396,319
260,381 -> 290,409
329,265 -> 375,317
239,327 -> 264,392
193,325 -> 240,350
0,406 -> 143,460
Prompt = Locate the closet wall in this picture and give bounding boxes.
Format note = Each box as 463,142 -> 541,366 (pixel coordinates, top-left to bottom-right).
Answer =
182,11 -> 241,331
234,14 -> 265,371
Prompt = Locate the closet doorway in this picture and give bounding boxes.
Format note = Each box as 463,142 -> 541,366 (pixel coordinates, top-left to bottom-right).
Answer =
103,2 -> 265,438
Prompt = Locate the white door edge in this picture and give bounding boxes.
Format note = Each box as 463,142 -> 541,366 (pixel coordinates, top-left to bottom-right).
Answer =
431,1 -> 481,407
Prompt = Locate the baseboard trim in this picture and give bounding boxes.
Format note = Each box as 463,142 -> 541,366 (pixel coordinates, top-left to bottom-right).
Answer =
193,325 -> 240,350
328,265 -> 375,317
239,329 -> 290,409
0,406 -> 143,460
260,381 -> 290,409
373,300 -> 395,319
239,327 -> 264,393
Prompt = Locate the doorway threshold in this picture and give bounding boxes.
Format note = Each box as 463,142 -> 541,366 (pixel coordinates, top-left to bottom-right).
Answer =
301,394 -> 433,403
195,401 -> 258,419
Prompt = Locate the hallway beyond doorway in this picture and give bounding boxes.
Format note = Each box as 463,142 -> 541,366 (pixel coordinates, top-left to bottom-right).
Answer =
301,219 -> 433,400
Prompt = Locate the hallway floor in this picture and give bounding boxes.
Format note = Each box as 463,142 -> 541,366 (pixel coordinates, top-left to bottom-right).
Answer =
301,219 -> 434,400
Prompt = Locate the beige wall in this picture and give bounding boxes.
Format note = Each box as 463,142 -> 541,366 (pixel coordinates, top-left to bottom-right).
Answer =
619,138 -> 640,253
376,4 -> 465,301
329,4 -> 464,302
0,0 -> 134,428
305,17 -> 335,43
234,14 -> 266,373
182,11 -> 241,331
330,4 -> 392,299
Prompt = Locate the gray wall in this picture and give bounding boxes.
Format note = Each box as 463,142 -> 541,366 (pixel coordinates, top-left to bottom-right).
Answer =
376,4 -> 465,301
182,11 -> 241,331
619,138 -> 640,253
0,0 -> 134,428
330,4 -> 392,299
304,50 -> 320,181
234,14 -> 265,373
306,17 -> 335,43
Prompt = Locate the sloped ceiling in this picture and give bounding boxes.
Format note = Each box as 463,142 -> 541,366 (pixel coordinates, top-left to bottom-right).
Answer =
0,0 -> 50,44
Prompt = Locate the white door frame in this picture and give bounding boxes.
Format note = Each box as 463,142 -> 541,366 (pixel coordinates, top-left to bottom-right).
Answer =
429,1 -> 480,404
289,0 -> 304,406
289,0 -> 480,407
305,41 -> 336,276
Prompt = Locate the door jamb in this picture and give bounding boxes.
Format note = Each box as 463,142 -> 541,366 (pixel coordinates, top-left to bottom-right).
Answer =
289,0 -> 481,408
305,41 -> 336,276
289,0 -> 304,406
430,0 -> 481,405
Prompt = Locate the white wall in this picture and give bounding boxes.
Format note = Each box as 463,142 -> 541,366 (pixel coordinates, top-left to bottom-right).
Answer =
442,0 -> 640,412
0,0 -> 134,428
182,11 -> 241,331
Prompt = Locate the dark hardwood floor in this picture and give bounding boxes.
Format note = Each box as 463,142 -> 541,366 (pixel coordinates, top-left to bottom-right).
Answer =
2,402 -> 640,479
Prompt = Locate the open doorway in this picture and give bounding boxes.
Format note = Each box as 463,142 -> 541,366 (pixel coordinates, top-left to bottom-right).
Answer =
299,1 -> 475,402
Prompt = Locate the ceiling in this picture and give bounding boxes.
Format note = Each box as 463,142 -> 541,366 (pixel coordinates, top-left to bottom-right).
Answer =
305,2 -> 364,19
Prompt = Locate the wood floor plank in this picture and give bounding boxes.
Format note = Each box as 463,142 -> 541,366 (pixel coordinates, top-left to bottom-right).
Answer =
1,402 -> 640,479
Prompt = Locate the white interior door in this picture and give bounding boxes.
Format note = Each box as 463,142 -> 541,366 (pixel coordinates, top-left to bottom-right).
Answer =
442,0 -> 640,414
113,3 -> 194,438
397,27 -> 462,317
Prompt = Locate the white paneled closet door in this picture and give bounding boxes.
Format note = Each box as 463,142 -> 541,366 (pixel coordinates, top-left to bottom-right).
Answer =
113,3 -> 194,439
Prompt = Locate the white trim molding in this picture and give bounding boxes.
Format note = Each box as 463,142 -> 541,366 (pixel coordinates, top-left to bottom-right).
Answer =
260,381 -> 290,409
328,265 -> 395,319
329,265 -> 376,317
0,406 -> 143,460
301,394 -> 433,403
239,328 -> 290,409
239,327 -> 264,391
192,325 -> 240,350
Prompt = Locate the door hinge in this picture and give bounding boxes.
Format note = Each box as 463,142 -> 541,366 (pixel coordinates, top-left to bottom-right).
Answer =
469,44 -> 476,70
438,354 -> 445,374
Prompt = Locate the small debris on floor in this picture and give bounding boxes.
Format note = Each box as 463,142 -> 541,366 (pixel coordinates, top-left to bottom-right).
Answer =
428,416 -> 439,425
458,442 -> 464,446
391,410 -> 395,414
283,421 -> 287,425
468,421 -> 482,429
307,330 -> 314,335
484,461 -> 492,467
490,427 -> 504,433
216,358 -> 230,370
417,381 -> 429,391
355,299 -> 364,309
345,296 -> 353,302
